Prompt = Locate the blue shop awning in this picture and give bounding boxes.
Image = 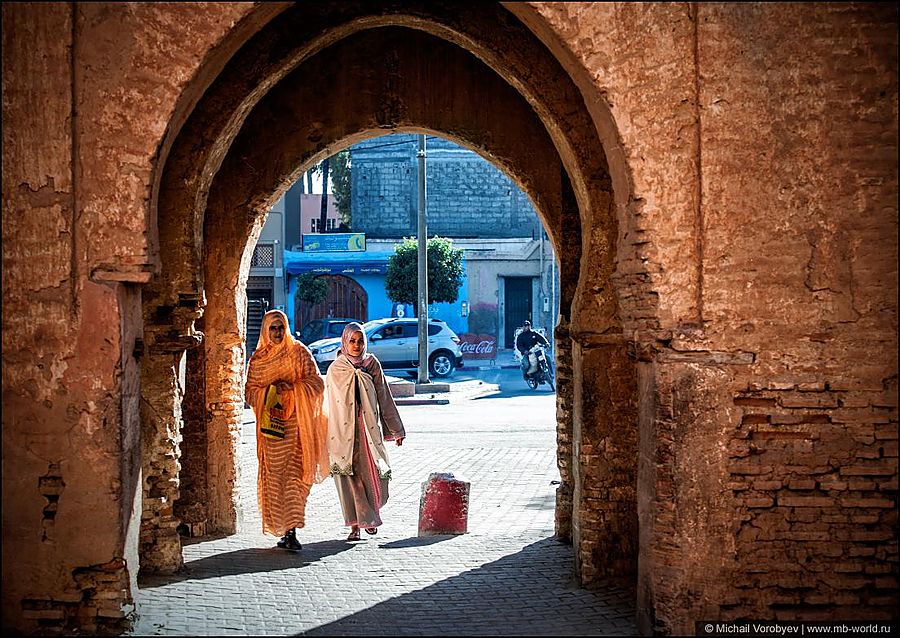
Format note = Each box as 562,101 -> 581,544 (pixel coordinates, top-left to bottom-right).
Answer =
284,249 -> 389,275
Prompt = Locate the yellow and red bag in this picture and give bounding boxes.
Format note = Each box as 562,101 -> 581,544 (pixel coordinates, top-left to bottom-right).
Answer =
259,385 -> 289,440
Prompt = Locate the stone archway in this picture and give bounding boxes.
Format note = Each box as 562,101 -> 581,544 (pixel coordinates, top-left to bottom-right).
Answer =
143,0 -> 641,613
5,4 -> 897,635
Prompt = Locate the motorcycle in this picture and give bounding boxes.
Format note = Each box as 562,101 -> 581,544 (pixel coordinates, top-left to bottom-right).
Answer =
521,344 -> 555,391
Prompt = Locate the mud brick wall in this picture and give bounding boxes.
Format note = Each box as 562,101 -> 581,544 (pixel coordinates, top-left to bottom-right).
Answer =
174,342 -> 210,538
728,383 -> 898,621
554,320 -> 574,542
4,3 -> 897,636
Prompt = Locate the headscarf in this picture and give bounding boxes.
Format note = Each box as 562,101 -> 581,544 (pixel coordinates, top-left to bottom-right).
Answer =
256,309 -> 296,353
340,322 -> 372,367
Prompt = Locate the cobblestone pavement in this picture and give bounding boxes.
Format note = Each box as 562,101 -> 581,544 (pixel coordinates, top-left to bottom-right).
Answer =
131,374 -> 636,636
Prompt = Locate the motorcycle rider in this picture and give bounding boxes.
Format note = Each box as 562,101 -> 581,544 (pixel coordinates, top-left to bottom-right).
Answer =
516,320 -> 550,377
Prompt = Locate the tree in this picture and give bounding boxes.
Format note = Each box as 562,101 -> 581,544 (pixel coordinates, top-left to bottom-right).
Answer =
294,273 -> 328,327
331,149 -> 352,228
385,237 -> 464,315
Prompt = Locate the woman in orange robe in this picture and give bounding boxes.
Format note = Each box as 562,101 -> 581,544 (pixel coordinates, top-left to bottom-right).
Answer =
245,310 -> 328,550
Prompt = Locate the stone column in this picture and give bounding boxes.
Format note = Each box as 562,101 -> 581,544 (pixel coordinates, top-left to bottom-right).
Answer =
138,292 -> 204,573
554,320 -> 574,542
572,334 -> 640,584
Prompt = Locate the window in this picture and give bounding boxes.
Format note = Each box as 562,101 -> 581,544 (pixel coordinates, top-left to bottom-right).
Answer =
376,325 -> 403,340
251,243 -> 275,268
327,322 -> 350,337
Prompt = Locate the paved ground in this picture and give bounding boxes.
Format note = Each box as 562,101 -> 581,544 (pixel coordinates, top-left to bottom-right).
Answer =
130,369 -> 636,636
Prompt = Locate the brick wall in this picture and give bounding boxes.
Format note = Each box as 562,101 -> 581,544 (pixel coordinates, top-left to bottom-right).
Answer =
351,135 -> 543,239
727,382 -> 898,620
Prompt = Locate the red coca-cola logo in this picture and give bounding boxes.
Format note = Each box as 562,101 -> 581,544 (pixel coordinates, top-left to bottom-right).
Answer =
458,334 -> 496,359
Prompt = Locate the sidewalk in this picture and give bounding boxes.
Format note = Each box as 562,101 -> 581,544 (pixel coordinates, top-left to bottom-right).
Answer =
131,382 -> 636,636
458,347 -> 521,371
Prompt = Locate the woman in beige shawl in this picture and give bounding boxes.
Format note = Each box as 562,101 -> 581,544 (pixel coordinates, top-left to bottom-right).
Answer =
245,309 -> 328,551
325,322 -> 406,541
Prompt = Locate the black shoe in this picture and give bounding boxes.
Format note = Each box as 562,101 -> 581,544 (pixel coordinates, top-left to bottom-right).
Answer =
282,529 -> 302,551
284,536 -> 302,551
276,534 -> 288,548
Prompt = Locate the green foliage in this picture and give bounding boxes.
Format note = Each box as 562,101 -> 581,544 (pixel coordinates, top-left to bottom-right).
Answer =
331,149 -> 352,227
385,237 -> 464,309
295,273 -> 328,305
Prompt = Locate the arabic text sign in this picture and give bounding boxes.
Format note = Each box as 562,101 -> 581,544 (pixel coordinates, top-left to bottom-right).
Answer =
302,233 -> 366,252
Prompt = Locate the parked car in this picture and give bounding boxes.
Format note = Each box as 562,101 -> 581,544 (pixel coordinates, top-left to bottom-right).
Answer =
296,317 -> 359,345
308,317 -> 464,377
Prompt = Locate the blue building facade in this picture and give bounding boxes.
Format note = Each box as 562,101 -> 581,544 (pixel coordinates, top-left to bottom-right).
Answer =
283,246 -> 470,337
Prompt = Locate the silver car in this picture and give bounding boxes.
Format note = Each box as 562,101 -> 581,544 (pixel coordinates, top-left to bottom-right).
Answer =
309,317 -> 464,378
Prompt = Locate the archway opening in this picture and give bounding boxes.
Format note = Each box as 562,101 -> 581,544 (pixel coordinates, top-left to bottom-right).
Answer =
142,1 -> 644,613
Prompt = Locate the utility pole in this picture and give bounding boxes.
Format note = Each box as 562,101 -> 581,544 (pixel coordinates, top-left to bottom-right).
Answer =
416,134 -> 429,384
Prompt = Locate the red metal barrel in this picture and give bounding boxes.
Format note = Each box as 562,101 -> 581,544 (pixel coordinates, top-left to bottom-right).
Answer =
417,472 -> 470,536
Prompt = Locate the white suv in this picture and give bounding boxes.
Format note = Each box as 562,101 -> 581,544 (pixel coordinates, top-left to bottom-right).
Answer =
309,318 -> 464,378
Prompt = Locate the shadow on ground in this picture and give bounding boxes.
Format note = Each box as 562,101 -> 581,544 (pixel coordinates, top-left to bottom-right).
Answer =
295,537 -> 636,637
138,540 -> 354,588
472,387 -> 556,400
378,535 -> 457,549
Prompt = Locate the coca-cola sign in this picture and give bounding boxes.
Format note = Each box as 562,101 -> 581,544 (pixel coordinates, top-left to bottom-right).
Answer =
458,333 -> 497,359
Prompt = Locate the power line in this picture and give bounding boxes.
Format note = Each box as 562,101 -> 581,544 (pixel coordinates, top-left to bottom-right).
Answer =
349,134 -> 444,153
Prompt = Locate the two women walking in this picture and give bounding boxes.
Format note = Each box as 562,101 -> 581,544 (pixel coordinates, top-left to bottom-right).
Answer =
245,311 -> 406,550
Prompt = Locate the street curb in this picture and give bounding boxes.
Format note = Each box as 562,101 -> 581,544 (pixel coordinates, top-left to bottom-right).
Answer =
394,398 -> 450,406
459,364 -> 519,371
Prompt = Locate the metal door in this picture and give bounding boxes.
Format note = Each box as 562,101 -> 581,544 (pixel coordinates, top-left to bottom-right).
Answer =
245,295 -> 270,358
504,277 -> 533,349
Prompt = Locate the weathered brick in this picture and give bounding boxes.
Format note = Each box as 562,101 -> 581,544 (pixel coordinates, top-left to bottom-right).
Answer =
778,496 -> 835,507
840,465 -> 895,476
741,497 -> 774,508
780,394 -> 839,409
752,480 -> 782,490
841,497 -> 893,508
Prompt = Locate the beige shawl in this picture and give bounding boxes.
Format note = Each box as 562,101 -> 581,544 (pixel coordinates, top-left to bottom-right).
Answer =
325,354 -> 392,478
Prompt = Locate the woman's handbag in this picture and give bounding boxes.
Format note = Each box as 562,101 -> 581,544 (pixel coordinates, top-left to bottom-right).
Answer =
259,385 -> 288,440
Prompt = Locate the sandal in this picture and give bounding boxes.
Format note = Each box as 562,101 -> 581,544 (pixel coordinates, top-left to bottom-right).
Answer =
346,529 -> 361,542
364,527 -> 378,535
